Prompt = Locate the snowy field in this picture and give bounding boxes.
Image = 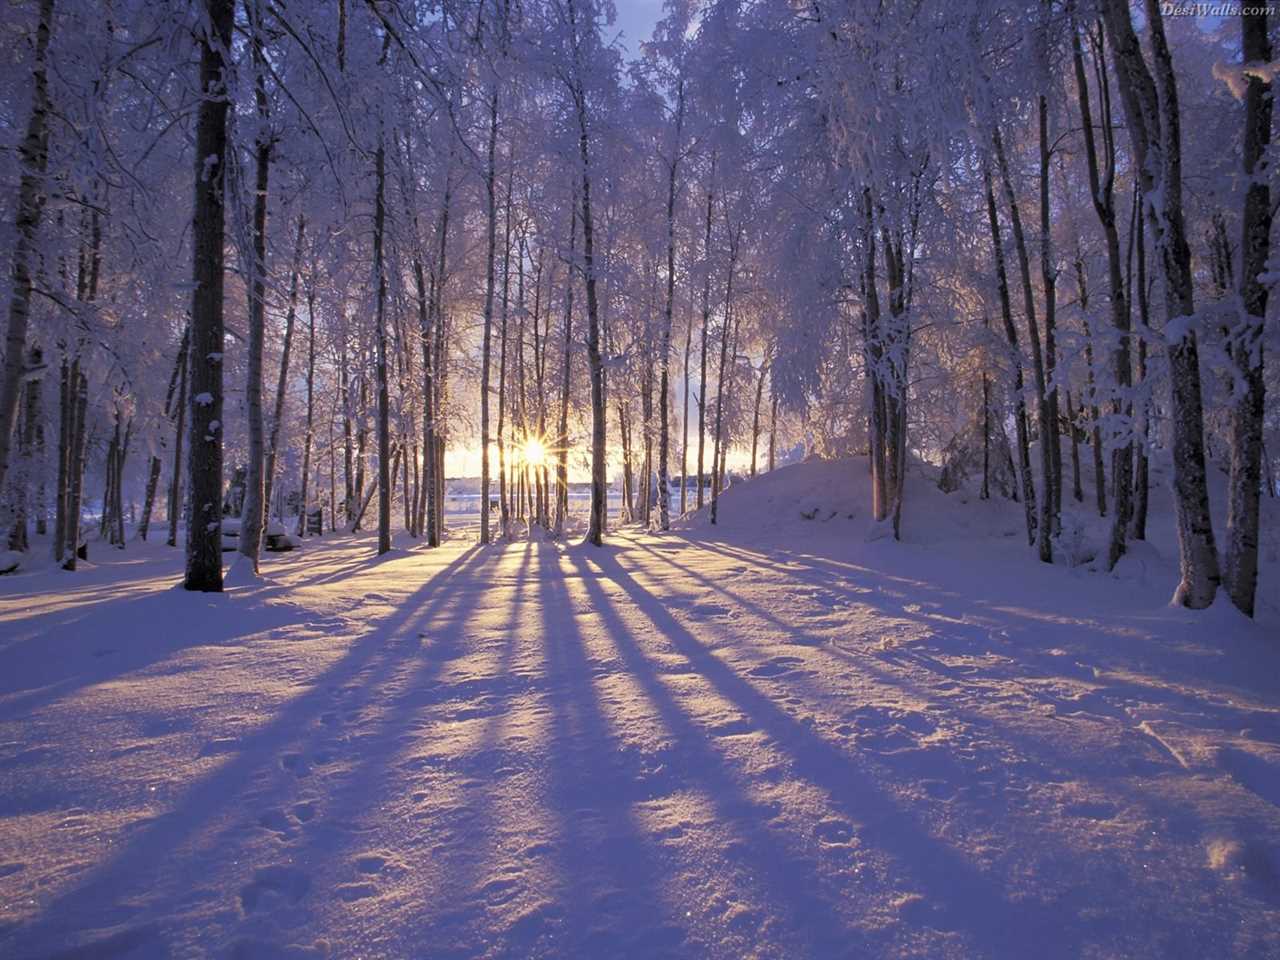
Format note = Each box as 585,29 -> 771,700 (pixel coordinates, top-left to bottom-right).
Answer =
1,458 -> 1279,959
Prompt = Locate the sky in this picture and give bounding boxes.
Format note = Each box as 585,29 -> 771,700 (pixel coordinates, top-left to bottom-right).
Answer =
610,0 -> 665,59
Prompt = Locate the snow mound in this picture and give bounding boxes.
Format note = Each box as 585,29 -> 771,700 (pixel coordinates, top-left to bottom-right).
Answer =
674,455 -> 1023,546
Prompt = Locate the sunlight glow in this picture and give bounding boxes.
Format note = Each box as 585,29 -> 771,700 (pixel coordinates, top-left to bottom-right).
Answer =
522,437 -> 548,469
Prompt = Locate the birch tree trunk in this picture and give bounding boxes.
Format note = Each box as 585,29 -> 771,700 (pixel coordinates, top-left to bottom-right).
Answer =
1076,260 -> 1108,517
298,275 -> 316,537
1224,8 -> 1273,617
994,129 -> 1054,563
239,5 -> 272,573
750,358 -> 767,476
696,170 -> 714,510
680,304 -> 693,515
563,5 -> 607,548
374,136 -> 391,555
168,331 -> 188,548
140,328 -> 189,540
555,205 -> 576,534
183,0 -> 234,592
1072,13 -> 1133,568
264,215 -> 305,522
0,0 -> 54,504
710,230 -> 739,526
1131,189 -> 1150,541
983,166 -> 1038,546
1101,0 -> 1220,607
1038,94 -> 1063,534
497,166 -> 513,540
479,91 -> 499,545
658,81 -> 685,531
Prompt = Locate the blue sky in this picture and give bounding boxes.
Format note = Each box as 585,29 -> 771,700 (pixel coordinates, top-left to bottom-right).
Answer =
611,0 -> 665,58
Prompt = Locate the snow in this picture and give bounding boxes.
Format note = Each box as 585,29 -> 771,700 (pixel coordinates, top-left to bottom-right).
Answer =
1,461 -> 1278,958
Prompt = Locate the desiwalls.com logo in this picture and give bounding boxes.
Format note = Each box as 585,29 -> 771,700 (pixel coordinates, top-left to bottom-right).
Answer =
1161,2 -> 1277,13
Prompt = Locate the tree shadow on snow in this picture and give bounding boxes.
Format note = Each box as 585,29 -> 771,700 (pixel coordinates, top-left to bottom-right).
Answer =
1,545 -> 494,958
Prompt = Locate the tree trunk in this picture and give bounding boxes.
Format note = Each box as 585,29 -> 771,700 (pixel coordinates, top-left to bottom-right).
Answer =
1131,189 -> 1150,540
680,302 -> 693,515
183,0 -> 233,592
983,166 -> 1038,546
141,328 -> 189,540
239,7 -> 272,573
1073,13 -> 1133,567
262,216 -> 305,529
994,129 -> 1053,563
479,91 -> 499,545
750,358 -> 767,476
555,205 -> 576,533
1224,8 -> 1273,617
696,169 -> 714,510
168,329 -> 189,548
62,369 -> 88,570
0,0 -> 54,503
373,134 -> 392,554
710,231 -> 738,526
497,165 -> 513,540
298,274 -> 317,537
1076,260 -> 1108,517
658,82 -> 685,531
572,68 -> 607,546
1038,94 -> 1063,535
1067,391 -> 1083,502
768,381 -> 778,473
1101,0 -> 1220,607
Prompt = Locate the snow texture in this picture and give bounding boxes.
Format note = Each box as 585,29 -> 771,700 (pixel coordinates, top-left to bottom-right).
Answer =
1,458 -> 1278,959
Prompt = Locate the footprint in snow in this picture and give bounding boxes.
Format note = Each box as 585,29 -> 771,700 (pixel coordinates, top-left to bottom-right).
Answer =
198,738 -> 239,758
280,753 -> 311,777
239,865 -> 310,913
257,810 -> 293,836
813,818 -> 856,845
688,601 -> 732,618
748,656 -> 803,679
354,854 -> 386,874
1063,800 -> 1117,821
478,876 -> 521,906
708,717 -> 756,738
292,801 -> 317,822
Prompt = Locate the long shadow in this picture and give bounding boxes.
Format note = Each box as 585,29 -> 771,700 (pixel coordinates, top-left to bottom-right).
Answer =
565,549 -> 876,957
0,583 -> 313,717
3,545 -> 492,958
534,541 -> 688,959
587,547 -> 1076,959
651,536 -> 1155,787
693,535 -> 1280,717
629,536 -> 834,644
199,541 -> 522,955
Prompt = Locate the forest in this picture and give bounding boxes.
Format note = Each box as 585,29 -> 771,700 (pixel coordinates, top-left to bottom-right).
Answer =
1,0 -> 1279,957
0,0 -> 1275,610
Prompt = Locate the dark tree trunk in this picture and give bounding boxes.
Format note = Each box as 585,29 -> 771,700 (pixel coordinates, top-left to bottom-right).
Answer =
984,166 -> 1038,546
0,0 -> 54,502
1224,8 -> 1273,617
1101,0 -> 1220,607
183,0 -> 233,591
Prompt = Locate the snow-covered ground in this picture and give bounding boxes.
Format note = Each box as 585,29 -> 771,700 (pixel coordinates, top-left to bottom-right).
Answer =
1,459 -> 1278,959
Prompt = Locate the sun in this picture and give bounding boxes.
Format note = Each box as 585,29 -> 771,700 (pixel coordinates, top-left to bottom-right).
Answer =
521,437 -> 547,468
